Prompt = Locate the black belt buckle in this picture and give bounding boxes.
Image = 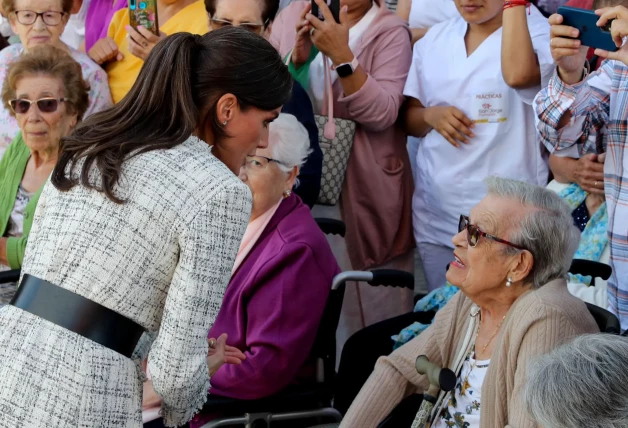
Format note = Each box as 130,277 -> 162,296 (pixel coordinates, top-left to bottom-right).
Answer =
10,275 -> 145,358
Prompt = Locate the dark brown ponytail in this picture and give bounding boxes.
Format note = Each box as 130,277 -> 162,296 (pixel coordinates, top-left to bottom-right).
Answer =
52,27 -> 293,203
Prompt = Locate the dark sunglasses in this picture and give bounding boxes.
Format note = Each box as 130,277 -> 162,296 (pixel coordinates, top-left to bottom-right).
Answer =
9,98 -> 66,114
458,215 -> 527,251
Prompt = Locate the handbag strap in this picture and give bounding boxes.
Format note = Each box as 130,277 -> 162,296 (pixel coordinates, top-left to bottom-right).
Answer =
285,46 -> 336,140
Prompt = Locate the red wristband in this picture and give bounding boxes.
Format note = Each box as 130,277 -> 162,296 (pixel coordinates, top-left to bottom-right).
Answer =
503,0 -> 531,14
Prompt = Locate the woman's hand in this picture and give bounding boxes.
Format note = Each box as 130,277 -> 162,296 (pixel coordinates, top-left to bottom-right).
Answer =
424,106 -> 475,148
142,380 -> 162,409
126,25 -> 167,61
548,14 -> 588,84
594,6 -> 628,66
292,3 -> 314,67
88,37 -> 123,64
574,153 -> 606,195
306,0 -> 353,66
206,333 -> 246,377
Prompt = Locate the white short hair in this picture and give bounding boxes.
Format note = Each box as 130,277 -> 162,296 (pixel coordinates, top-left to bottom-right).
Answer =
524,334 -> 628,428
268,113 -> 311,174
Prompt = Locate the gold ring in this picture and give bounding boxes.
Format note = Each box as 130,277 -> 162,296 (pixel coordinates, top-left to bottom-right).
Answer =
208,338 -> 216,349
595,181 -> 599,187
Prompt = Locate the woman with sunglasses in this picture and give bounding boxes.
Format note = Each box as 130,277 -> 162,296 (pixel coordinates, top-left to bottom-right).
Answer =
0,0 -> 111,157
0,45 -> 88,305
339,177 -> 598,428
89,0 -> 208,103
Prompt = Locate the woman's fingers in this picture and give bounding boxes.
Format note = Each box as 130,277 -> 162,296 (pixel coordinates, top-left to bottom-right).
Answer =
551,36 -> 581,49
451,109 -> 475,137
550,24 -> 579,39
548,13 -> 564,25
595,5 -> 628,26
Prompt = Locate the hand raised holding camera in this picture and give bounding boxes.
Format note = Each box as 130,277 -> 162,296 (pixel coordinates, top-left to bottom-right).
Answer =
594,6 -> 628,66
548,14 -> 589,84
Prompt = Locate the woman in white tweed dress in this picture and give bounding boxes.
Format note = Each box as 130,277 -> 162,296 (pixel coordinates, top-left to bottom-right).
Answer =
0,28 -> 293,428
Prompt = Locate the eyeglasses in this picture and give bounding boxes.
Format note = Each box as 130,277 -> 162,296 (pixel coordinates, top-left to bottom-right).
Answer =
244,155 -> 289,171
9,98 -> 66,114
458,215 -> 527,251
209,18 -> 269,35
13,10 -> 66,26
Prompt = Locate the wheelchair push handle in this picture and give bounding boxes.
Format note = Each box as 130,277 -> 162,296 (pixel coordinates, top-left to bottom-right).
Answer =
368,269 -> 414,289
415,355 -> 456,392
314,218 -> 346,237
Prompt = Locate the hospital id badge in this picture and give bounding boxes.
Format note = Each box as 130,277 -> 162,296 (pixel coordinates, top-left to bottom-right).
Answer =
471,92 -> 508,124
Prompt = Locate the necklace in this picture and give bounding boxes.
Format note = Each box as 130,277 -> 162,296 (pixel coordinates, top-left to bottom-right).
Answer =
459,314 -> 506,395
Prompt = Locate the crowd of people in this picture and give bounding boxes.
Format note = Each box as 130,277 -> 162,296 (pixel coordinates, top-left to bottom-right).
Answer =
0,0 -> 627,426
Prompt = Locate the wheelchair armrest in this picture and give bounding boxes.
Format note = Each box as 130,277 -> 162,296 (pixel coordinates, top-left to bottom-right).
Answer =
332,270 -> 414,291
0,269 -> 20,284
315,218 -> 346,237
569,259 -> 612,281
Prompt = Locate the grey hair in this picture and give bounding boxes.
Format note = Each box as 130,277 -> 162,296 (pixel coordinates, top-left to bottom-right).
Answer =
484,176 -> 580,289
268,113 -> 312,175
523,334 -> 628,428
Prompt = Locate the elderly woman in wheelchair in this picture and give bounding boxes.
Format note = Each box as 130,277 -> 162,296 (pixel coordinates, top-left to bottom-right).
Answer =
142,113 -> 340,427
339,177 -> 599,428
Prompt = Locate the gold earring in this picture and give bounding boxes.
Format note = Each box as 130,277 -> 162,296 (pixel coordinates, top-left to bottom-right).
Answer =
283,189 -> 292,198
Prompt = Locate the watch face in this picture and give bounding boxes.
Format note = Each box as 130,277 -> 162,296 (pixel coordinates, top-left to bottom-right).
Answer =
336,64 -> 353,78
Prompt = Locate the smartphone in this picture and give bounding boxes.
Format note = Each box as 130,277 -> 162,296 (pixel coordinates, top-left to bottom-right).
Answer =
129,0 -> 159,36
557,6 -> 618,52
311,0 -> 340,23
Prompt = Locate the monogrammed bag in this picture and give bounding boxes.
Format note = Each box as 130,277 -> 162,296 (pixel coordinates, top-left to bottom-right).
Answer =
315,115 -> 356,206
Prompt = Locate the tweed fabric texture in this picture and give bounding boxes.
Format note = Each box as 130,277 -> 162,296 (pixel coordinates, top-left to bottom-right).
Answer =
0,136 -> 251,427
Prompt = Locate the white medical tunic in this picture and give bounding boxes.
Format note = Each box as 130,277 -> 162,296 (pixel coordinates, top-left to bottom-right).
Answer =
404,9 -> 554,247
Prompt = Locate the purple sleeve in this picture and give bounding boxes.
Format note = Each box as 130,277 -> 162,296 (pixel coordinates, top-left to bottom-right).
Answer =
209,243 -> 332,400
84,0 -> 128,51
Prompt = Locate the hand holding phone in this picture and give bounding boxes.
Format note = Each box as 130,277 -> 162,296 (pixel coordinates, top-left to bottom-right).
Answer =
592,5 -> 628,65
306,0 -> 353,66
557,6 -> 617,51
129,0 -> 159,36
311,0 -> 340,23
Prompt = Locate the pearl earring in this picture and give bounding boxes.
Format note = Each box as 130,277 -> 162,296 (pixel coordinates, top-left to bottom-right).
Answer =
222,120 -> 228,126
283,189 -> 292,198
506,277 -> 513,287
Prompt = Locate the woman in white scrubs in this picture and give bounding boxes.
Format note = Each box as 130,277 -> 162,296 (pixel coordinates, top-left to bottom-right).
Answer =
403,0 -> 554,291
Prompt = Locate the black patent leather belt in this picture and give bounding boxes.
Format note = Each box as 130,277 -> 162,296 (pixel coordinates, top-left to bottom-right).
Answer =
10,274 -> 145,358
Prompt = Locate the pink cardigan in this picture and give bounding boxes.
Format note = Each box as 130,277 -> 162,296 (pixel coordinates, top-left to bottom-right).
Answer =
270,1 -> 415,270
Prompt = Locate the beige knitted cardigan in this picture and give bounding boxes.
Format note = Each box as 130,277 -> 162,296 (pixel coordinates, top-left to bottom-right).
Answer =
340,279 -> 599,428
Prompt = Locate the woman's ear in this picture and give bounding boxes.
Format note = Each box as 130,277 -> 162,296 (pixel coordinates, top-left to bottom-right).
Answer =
509,250 -> 534,285
215,93 -> 238,125
285,166 -> 298,190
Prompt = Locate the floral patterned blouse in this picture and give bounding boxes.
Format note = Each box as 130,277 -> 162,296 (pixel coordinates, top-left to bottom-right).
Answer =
0,43 -> 112,158
432,353 -> 490,428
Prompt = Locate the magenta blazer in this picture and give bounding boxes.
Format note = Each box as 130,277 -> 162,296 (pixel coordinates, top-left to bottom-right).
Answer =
205,194 -> 339,399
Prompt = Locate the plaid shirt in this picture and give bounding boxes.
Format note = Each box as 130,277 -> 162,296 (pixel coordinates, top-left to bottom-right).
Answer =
534,60 -> 628,330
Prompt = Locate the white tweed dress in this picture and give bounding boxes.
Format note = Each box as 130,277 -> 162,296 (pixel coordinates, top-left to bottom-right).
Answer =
0,136 -> 251,427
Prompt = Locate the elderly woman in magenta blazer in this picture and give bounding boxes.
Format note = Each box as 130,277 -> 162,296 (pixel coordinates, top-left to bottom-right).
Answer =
142,114 -> 340,427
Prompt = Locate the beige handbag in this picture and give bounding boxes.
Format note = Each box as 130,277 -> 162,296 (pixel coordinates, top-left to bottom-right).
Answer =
315,115 -> 356,206
285,49 -> 356,206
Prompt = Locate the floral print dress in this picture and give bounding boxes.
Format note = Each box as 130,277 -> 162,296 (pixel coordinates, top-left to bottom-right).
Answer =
0,43 -> 112,158
432,352 -> 490,428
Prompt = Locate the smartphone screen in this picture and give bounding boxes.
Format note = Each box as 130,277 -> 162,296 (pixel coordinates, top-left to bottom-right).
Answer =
311,0 -> 340,23
129,0 -> 159,36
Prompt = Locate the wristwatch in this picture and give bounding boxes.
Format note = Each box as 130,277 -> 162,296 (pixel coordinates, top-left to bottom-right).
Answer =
335,57 -> 359,78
